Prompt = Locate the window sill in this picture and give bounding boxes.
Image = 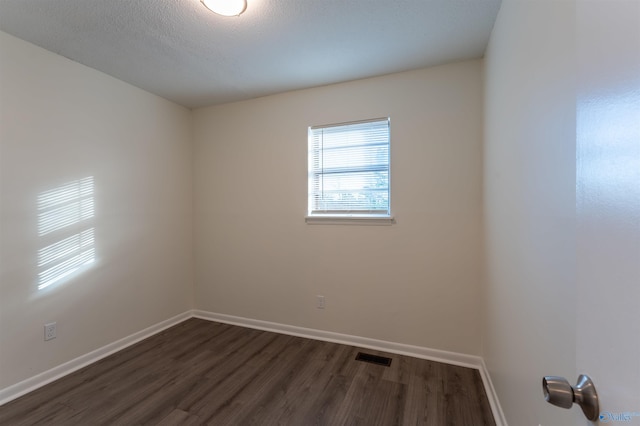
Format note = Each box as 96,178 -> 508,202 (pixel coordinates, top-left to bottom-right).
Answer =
305,216 -> 395,226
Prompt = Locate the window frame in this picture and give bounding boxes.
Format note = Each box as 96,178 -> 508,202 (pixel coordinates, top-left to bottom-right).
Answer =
306,117 -> 394,225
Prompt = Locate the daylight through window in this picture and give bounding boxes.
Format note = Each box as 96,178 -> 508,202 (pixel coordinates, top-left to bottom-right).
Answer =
308,118 -> 390,218
37,177 -> 95,290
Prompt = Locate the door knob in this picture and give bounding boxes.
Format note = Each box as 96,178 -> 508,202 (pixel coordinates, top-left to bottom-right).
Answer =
542,374 -> 599,421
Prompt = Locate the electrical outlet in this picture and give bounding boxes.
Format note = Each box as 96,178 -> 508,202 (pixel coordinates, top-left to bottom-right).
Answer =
44,322 -> 56,341
316,295 -> 325,309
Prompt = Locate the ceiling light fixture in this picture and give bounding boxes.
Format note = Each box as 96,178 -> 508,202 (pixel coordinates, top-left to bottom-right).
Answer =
201,0 -> 247,17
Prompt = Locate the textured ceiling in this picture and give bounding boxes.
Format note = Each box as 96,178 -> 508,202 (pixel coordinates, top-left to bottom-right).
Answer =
0,0 -> 501,109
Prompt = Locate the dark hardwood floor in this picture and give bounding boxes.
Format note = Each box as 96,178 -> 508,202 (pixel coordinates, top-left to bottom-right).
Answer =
0,318 -> 495,425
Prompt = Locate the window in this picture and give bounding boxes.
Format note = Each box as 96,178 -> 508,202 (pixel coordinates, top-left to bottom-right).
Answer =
307,118 -> 391,223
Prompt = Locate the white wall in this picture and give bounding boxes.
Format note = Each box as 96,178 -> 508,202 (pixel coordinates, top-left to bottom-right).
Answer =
483,1 -> 577,424
193,61 -> 484,355
575,0 -> 640,419
0,31 -> 194,390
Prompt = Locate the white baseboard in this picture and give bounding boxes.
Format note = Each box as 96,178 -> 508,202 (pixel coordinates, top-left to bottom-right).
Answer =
0,311 -> 191,406
0,309 -> 507,426
193,310 -> 482,368
478,358 -> 509,426
193,310 -> 507,426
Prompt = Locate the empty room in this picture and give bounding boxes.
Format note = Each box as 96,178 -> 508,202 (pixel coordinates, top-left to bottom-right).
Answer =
1,0 -> 638,425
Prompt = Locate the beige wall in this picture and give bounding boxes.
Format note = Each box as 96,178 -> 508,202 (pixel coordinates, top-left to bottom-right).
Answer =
1,31 -> 484,397
193,61 -> 484,355
0,31 -> 194,389
483,0 -> 577,424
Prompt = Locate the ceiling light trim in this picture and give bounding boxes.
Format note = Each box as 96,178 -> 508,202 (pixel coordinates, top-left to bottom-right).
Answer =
201,0 -> 247,17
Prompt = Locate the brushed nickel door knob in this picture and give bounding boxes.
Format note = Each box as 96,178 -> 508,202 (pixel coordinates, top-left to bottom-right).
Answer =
542,376 -> 573,408
542,374 -> 599,421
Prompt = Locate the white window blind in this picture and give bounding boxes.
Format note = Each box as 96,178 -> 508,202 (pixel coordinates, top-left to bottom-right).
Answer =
308,118 -> 390,217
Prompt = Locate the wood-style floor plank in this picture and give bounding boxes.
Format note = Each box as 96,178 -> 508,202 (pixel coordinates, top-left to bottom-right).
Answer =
0,318 -> 495,425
